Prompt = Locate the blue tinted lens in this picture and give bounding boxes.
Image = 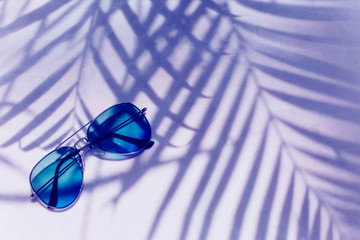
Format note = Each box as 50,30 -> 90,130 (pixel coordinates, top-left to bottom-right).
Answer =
29,147 -> 83,210
87,103 -> 152,158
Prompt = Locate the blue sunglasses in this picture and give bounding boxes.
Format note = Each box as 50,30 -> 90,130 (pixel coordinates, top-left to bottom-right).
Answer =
29,103 -> 154,211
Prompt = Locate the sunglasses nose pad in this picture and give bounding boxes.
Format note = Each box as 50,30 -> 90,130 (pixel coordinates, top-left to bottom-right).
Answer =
146,141 -> 154,149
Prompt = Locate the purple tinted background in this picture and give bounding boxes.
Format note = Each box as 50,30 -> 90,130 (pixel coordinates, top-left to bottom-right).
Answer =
0,1 -> 360,240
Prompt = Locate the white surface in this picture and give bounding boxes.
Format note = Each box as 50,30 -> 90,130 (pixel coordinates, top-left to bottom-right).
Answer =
1,0 -> 360,240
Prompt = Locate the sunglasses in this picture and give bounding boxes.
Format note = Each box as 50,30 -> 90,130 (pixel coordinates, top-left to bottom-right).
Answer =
29,102 -> 154,211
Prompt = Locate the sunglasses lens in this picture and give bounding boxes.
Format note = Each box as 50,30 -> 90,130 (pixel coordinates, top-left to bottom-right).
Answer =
87,103 -> 152,157
29,147 -> 83,210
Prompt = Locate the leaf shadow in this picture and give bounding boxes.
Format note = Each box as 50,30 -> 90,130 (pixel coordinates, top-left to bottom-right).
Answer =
0,1 -> 360,240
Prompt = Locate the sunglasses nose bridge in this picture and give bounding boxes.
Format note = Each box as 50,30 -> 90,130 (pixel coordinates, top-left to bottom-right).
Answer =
74,137 -> 91,153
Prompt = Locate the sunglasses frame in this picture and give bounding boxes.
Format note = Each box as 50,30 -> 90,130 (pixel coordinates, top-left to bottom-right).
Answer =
29,102 -> 154,211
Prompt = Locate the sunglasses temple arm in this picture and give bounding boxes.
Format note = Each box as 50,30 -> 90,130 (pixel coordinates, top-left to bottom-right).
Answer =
51,153 -> 81,207
98,133 -> 154,149
56,120 -> 92,149
34,152 -> 79,207
48,173 -> 59,207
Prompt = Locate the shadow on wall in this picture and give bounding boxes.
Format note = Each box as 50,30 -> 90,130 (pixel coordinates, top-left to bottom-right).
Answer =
1,0 -> 360,239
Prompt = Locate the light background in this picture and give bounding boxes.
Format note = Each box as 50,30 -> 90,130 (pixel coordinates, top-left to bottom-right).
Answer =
0,0 -> 360,240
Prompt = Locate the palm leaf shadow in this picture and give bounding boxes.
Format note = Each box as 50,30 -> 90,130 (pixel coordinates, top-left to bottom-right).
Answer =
1,1 -> 360,240
237,0 -> 354,21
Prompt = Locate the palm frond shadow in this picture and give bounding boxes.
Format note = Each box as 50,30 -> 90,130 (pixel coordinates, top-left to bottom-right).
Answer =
254,63 -> 360,104
236,20 -> 360,47
230,119 -> 270,239
236,0 -> 354,21
0,1 -> 359,240
0,1 -> 92,86
249,39 -> 359,86
0,57 -> 78,128
265,88 -> 360,124
0,0 -> 70,36
255,151 -> 281,240
194,68 -> 250,240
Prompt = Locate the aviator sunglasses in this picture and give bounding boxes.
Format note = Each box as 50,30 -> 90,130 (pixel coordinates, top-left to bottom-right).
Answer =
29,102 -> 154,211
